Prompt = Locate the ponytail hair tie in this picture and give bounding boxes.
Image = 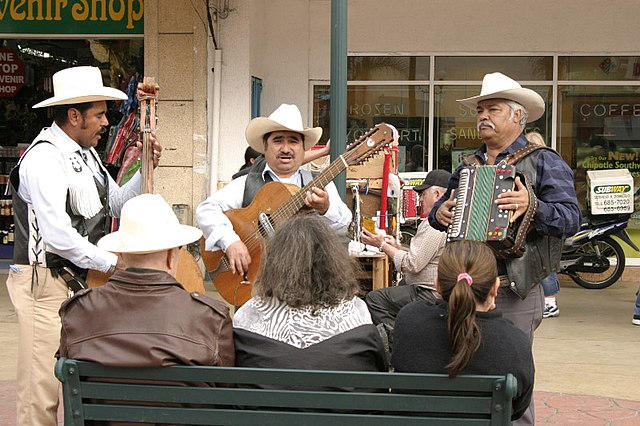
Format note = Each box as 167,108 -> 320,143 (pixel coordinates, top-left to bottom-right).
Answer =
457,273 -> 473,286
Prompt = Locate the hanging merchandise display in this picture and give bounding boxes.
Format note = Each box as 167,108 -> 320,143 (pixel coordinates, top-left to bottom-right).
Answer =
105,73 -> 144,186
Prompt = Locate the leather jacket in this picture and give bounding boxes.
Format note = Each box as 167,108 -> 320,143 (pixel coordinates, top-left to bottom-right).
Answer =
58,269 -> 234,367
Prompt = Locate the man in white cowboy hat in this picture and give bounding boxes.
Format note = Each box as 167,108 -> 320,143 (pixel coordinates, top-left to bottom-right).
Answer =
196,103 -> 352,278
5,66 -> 162,425
429,72 -> 580,425
58,194 -> 234,368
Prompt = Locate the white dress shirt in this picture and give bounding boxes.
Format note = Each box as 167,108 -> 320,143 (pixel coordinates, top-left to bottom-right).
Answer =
18,123 -> 142,273
196,163 -> 352,251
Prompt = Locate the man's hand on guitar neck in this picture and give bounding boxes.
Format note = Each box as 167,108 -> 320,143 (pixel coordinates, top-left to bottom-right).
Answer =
304,187 -> 329,215
225,240 -> 252,276
135,130 -> 163,169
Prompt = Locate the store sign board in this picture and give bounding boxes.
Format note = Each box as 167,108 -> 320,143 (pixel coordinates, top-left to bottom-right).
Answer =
0,0 -> 143,35
0,48 -> 24,97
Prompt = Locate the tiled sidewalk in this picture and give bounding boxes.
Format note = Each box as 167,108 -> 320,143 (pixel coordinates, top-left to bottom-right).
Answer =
0,381 -> 63,425
535,392 -> 640,425
1,379 -> 638,425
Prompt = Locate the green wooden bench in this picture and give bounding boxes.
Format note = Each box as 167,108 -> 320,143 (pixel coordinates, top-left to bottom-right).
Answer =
55,357 -> 517,425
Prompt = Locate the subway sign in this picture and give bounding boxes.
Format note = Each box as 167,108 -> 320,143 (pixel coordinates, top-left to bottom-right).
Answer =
593,184 -> 632,194
0,0 -> 143,35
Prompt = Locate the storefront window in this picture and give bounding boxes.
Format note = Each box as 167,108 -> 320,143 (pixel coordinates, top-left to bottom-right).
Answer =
314,54 -> 640,258
348,56 -> 429,81
0,38 -> 143,149
433,84 -> 552,172
435,56 -> 553,81
558,84 -> 640,226
313,84 -> 429,172
559,56 -> 640,81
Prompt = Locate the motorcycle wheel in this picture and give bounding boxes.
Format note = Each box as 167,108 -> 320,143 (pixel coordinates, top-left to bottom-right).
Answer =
570,236 -> 625,290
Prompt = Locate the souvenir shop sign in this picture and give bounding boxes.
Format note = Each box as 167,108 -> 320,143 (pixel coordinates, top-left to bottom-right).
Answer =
0,48 -> 24,97
0,0 -> 143,35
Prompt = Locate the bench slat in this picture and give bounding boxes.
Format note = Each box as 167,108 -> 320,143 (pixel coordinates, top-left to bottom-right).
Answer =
80,382 -> 496,414
67,362 -> 510,392
83,404 -> 494,425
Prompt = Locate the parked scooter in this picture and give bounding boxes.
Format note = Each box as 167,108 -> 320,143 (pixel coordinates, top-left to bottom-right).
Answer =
559,212 -> 640,289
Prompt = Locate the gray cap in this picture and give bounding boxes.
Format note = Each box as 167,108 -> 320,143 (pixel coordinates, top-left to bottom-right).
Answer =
413,169 -> 452,192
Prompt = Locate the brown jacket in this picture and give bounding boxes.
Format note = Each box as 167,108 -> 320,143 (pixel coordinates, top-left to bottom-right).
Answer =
58,269 -> 234,367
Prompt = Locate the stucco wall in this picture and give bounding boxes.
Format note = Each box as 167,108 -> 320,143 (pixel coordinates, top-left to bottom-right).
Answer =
150,0 -> 640,210
144,0 -> 208,225
347,0 -> 640,54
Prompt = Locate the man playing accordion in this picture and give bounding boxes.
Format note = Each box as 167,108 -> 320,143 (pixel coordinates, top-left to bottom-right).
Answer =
429,72 -> 580,426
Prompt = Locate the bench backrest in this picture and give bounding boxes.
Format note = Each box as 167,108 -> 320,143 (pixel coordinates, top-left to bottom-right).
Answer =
55,357 -> 517,425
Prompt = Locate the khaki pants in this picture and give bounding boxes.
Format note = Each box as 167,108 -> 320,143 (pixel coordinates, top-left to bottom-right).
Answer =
6,265 -> 68,426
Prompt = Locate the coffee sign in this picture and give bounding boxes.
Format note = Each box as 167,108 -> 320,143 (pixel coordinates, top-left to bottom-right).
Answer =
0,49 -> 25,97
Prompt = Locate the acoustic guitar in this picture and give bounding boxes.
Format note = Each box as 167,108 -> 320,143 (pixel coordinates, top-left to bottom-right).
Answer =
87,77 -> 205,293
201,123 -> 396,306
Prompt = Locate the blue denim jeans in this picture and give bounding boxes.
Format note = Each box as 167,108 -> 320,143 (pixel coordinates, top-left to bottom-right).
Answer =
634,288 -> 640,316
541,272 -> 560,297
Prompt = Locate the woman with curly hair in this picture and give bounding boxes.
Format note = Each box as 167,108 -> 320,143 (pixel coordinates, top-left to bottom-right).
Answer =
233,214 -> 387,372
392,240 -> 534,421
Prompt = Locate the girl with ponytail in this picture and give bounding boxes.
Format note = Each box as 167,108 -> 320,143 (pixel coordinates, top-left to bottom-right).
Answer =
392,241 -> 534,421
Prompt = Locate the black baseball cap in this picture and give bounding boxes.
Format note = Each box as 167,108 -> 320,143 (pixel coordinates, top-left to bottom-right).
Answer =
413,169 -> 452,192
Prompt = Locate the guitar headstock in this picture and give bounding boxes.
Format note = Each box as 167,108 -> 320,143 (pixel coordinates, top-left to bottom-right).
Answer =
343,123 -> 396,166
137,76 -> 160,101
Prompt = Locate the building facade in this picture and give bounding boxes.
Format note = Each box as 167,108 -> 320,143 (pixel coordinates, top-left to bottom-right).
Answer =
2,0 -> 640,262
205,0 -> 640,262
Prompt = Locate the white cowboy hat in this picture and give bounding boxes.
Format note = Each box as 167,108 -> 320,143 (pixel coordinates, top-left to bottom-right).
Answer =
245,103 -> 322,153
457,72 -> 545,123
32,66 -> 127,109
97,194 -> 202,254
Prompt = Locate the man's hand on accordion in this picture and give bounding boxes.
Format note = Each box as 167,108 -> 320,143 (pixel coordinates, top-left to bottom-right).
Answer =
435,191 -> 457,227
495,176 -> 529,223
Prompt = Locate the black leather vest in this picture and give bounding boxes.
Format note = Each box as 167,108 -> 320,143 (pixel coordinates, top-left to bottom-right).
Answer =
504,149 -> 563,299
241,156 -> 312,208
11,141 -> 111,278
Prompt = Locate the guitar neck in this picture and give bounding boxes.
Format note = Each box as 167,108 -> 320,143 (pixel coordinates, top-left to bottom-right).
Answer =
270,157 -> 346,227
138,77 -> 159,194
268,123 -> 394,227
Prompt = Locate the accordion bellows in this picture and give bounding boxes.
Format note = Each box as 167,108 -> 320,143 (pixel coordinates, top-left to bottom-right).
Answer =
448,165 -> 517,250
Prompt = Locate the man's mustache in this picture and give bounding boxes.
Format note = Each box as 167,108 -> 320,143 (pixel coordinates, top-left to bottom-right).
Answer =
477,120 -> 496,131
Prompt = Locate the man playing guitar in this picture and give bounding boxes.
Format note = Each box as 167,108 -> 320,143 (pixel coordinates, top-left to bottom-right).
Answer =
196,103 -> 352,282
